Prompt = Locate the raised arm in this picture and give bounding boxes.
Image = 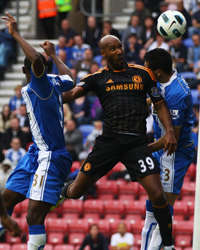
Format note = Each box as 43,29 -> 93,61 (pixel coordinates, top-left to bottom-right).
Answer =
62,86 -> 85,103
40,41 -> 73,78
1,13 -> 44,77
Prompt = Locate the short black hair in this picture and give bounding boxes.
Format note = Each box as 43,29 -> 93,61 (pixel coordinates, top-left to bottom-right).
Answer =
23,53 -> 47,72
144,48 -> 173,74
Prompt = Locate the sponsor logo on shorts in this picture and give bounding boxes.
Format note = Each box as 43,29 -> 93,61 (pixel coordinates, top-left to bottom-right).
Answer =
84,162 -> 92,172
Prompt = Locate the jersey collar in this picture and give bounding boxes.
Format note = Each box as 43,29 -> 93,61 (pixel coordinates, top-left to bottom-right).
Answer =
159,71 -> 177,89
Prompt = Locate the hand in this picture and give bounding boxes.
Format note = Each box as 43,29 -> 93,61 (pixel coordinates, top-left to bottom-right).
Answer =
40,41 -> 56,57
163,130 -> 177,155
1,13 -> 18,36
1,215 -> 21,236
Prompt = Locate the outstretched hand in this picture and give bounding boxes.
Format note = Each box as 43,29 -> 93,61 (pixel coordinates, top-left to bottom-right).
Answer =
1,13 -> 18,36
40,41 -> 56,57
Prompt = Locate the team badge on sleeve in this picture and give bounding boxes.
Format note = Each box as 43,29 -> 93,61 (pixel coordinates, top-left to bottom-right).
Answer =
151,86 -> 161,98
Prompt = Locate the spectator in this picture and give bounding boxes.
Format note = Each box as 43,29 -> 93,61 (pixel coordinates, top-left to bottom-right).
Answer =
70,96 -> 91,125
0,27 -> 16,80
177,0 -> 192,29
131,0 -> 151,26
59,19 -> 77,47
111,222 -> 134,250
75,48 -> 96,79
90,62 -> 100,74
156,1 -> 169,17
55,0 -> 72,27
4,137 -> 26,169
64,119 -> 83,161
124,34 -> 142,63
191,82 -> 200,105
122,14 -> 142,47
9,85 -> 25,113
147,33 -> 169,51
0,104 -> 11,133
52,49 -> 72,74
187,33 -> 200,71
141,16 -> 156,48
2,117 -> 31,150
137,48 -> 147,65
37,0 -> 57,39
17,104 -> 30,132
72,35 -> 90,63
188,15 -> 200,37
169,37 -> 188,72
55,36 -> 73,67
82,16 -> 102,56
63,103 -> 72,122
102,20 -> 121,39
0,159 -> 12,190
80,224 -> 108,250
84,120 -> 102,151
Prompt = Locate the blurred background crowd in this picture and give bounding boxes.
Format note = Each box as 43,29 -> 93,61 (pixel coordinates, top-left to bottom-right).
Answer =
0,0 -> 198,248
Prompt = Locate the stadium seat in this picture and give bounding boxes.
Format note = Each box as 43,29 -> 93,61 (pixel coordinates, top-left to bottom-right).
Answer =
84,213 -> 100,221
174,201 -> 188,216
63,213 -> 79,220
46,218 -> 68,232
184,248 -> 192,250
107,162 -> 126,176
138,185 -> 146,195
118,182 -> 139,196
125,214 -> 142,221
20,199 -> 29,213
174,220 -> 193,235
54,245 -> 74,250
68,219 -> 89,233
71,161 -> 81,171
97,181 -> 118,196
75,246 -> 90,250
50,203 -> 63,216
44,244 -> 53,250
0,244 -> 11,250
104,214 -> 121,221
123,200 -> 145,217
181,182 -> 195,196
174,214 -> 184,221
181,195 -> 194,202
175,234 -> 192,247
78,124 -> 94,144
83,200 -> 104,214
6,233 -> 21,244
47,233 -> 64,244
68,233 -> 85,245
118,194 -> 134,201
131,219 -> 144,234
134,234 -> 142,247
98,194 -> 114,200
109,220 -> 132,234
138,194 -> 148,201
11,244 -> 27,250
187,201 -> 194,216
98,220 -> 110,235
46,212 -> 58,219
104,200 -> 124,215
63,199 -> 83,215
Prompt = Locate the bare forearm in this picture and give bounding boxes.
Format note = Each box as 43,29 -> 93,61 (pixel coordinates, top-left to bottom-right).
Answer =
13,32 -> 40,63
148,137 -> 165,153
51,54 -> 72,77
155,101 -> 174,133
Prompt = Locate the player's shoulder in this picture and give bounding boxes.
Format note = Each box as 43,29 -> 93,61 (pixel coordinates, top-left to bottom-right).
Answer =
80,67 -> 106,81
172,74 -> 191,98
128,64 -> 156,81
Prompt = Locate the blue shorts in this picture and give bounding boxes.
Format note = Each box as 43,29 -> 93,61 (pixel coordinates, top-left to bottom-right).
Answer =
6,145 -> 72,205
153,145 -> 195,194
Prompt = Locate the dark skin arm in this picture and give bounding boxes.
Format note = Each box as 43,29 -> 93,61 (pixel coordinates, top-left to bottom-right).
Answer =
148,126 -> 181,153
0,192 -> 21,236
62,86 -> 85,103
153,100 -> 177,155
40,41 -> 73,78
2,13 -> 44,77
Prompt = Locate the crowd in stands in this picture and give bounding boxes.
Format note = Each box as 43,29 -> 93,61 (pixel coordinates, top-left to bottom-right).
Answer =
0,0 -> 199,248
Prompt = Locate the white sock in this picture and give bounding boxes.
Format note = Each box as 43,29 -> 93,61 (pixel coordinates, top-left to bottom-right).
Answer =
28,225 -> 46,250
141,211 -> 157,250
148,224 -> 162,250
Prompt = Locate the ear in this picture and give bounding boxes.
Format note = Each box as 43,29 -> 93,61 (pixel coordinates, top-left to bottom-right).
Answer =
154,69 -> 162,78
22,66 -> 25,74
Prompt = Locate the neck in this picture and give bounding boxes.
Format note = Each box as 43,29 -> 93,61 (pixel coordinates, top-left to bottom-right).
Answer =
160,71 -> 174,83
107,61 -> 127,71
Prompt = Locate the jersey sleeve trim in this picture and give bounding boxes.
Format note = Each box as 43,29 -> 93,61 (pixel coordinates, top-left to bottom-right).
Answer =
128,64 -> 156,81
80,67 -> 105,81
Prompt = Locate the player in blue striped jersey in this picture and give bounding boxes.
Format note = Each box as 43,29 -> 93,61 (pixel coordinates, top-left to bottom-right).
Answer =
141,48 -> 195,250
1,13 -> 74,250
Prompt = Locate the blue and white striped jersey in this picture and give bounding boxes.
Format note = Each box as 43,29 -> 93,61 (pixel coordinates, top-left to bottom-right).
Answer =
21,71 -> 74,151
153,71 -> 195,150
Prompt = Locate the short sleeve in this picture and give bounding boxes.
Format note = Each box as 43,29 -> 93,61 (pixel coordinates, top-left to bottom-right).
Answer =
126,233 -> 134,245
77,74 -> 95,93
48,74 -> 74,92
110,234 -> 117,246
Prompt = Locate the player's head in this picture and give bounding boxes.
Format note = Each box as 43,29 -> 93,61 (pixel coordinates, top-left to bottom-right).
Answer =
99,35 -> 125,70
144,48 -> 173,82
